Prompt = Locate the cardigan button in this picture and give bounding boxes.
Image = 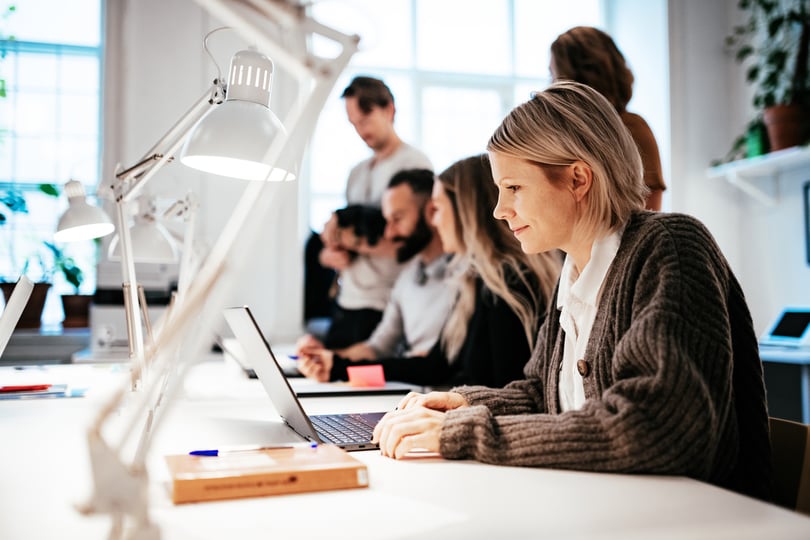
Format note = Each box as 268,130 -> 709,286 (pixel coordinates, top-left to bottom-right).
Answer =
576,359 -> 591,377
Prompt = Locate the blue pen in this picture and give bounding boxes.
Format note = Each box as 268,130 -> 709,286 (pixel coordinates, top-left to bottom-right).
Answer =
189,441 -> 317,456
288,354 -> 299,360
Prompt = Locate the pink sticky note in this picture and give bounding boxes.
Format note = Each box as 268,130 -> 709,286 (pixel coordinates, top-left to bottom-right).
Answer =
347,365 -> 386,388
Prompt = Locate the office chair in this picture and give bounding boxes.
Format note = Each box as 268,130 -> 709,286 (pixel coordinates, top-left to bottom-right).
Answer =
769,417 -> 810,515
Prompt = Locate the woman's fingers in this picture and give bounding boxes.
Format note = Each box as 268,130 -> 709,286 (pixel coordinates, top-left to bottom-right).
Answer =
374,406 -> 444,458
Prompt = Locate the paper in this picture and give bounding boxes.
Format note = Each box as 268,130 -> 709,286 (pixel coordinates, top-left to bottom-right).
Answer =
347,365 -> 385,387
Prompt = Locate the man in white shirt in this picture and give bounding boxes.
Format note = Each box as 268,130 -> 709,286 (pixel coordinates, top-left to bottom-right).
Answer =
298,169 -> 454,361
314,76 -> 432,348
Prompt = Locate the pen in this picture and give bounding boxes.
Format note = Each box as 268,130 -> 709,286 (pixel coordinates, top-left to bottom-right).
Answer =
288,354 -> 299,360
189,441 -> 318,456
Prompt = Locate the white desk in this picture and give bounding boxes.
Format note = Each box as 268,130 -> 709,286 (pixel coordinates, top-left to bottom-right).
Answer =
2,360 -> 810,540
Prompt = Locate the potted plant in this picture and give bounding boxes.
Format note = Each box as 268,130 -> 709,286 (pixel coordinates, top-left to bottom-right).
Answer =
727,0 -> 810,152
43,241 -> 92,328
0,185 -> 60,328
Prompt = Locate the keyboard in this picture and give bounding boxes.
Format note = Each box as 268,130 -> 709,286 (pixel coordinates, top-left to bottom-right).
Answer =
310,413 -> 377,445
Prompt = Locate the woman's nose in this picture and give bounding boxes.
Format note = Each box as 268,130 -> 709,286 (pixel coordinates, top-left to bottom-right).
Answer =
493,194 -> 510,221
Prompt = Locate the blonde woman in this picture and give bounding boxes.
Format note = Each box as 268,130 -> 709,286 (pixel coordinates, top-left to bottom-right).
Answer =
297,155 -> 560,388
373,82 -> 771,502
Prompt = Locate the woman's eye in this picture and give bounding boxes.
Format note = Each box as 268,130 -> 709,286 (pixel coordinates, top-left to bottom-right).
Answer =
507,185 -> 520,193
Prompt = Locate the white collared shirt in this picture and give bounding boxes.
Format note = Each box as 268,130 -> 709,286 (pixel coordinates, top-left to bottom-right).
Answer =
557,228 -> 623,412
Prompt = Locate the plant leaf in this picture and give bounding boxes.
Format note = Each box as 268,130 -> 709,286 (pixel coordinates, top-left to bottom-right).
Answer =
0,190 -> 27,213
736,45 -> 754,62
38,183 -> 59,197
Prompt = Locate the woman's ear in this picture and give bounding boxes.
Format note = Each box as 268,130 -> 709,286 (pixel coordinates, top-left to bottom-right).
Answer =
570,161 -> 593,203
423,199 -> 437,222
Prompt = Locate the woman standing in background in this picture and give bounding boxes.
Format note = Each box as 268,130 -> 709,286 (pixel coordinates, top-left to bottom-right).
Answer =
549,26 -> 667,211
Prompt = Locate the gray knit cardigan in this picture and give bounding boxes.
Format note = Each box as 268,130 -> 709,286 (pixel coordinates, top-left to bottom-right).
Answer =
441,211 -> 771,500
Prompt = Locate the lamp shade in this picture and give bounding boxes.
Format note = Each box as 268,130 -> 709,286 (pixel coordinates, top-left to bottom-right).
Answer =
180,49 -> 296,182
108,217 -> 179,264
54,180 -> 115,242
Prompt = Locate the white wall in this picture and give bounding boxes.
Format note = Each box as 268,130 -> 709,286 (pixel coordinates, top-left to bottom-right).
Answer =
668,0 -> 810,333
607,0 -> 671,208
104,0 -> 304,343
105,0 -> 810,341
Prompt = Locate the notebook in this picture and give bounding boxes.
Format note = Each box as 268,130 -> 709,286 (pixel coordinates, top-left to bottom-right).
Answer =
759,307 -> 810,349
0,276 -> 34,359
223,306 -> 387,451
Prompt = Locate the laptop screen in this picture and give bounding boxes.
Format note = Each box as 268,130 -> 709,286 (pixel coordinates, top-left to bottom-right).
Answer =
223,306 -> 320,443
771,312 -> 810,339
760,307 -> 810,348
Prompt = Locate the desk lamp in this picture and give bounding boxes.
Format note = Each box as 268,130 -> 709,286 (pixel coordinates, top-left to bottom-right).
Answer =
78,2 -> 359,538
107,197 -> 181,351
54,180 -> 115,242
103,22 -> 295,384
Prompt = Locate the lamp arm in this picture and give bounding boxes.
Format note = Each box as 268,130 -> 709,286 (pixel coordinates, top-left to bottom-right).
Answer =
111,85 -> 220,386
113,87 -> 222,205
81,2 -> 360,538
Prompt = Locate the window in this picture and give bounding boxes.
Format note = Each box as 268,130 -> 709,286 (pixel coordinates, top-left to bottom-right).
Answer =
0,0 -> 103,325
305,0 -> 603,231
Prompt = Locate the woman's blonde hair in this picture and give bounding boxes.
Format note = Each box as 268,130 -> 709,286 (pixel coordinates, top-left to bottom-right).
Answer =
437,154 -> 560,360
487,81 -> 647,238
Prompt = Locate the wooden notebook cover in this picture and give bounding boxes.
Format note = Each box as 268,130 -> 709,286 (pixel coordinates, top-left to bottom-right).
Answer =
165,444 -> 369,504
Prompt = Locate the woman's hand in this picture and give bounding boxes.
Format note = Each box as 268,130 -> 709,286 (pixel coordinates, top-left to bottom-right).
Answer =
372,405 -> 446,459
296,348 -> 334,382
294,334 -> 324,357
396,391 -> 469,412
371,392 -> 469,459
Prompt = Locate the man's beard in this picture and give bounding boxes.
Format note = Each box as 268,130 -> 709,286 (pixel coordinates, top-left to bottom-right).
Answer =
393,213 -> 433,263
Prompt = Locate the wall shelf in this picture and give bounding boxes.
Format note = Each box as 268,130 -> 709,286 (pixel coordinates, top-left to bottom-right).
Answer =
706,146 -> 810,206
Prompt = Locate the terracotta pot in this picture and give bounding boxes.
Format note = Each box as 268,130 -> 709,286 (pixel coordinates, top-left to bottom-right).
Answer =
763,104 -> 809,151
61,294 -> 92,328
0,281 -> 50,329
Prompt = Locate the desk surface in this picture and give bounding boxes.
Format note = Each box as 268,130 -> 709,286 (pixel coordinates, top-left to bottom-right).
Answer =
2,360 -> 810,540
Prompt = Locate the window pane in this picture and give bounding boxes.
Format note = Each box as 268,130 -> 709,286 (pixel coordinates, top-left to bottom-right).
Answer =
312,0 -> 413,69
514,0 -> 603,78
14,92 -> 56,136
421,86 -> 504,173
15,52 -> 58,91
0,0 -> 103,325
514,83 -> 540,106
59,95 -> 99,137
309,195 -> 345,232
60,56 -> 100,93
4,0 -> 101,46
0,142 -> 11,179
416,0 -> 511,75
16,135 -> 58,180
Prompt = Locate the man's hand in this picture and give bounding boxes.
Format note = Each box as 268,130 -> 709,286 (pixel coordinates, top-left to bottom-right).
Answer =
319,246 -> 351,271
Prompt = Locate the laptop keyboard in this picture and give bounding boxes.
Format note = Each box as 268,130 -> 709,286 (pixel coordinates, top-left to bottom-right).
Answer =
310,413 -> 377,445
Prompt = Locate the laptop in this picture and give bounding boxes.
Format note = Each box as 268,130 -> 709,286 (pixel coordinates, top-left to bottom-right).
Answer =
223,306 -> 387,451
0,276 -> 34,359
759,307 -> 810,349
